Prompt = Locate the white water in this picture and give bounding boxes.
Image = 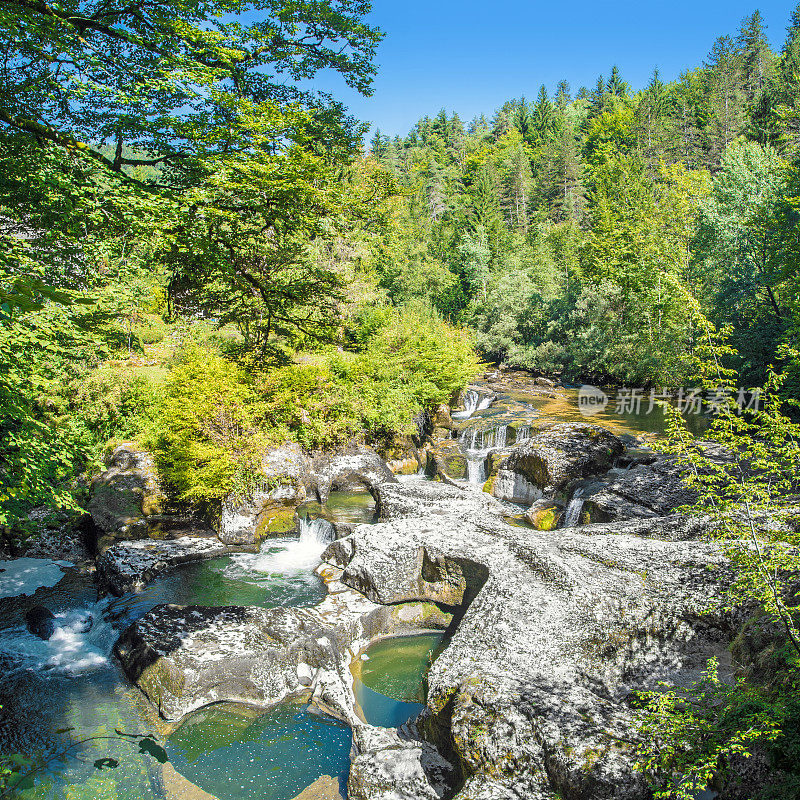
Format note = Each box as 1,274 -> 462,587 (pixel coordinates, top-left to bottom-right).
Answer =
228,517 -> 335,577
515,425 -> 531,443
459,425 -> 510,484
452,390 -> 494,420
561,485 -> 593,528
0,600 -> 116,675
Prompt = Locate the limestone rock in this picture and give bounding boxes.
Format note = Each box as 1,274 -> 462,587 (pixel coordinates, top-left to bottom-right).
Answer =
329,481 -> 733,800
89,443 -> 165,545
308,447 -> 397,504
525,499 -> 564,530
598,457 -> 698,516
97,536 -> 229,595
426,441 -> 468,481
501,423 -> 624,493
349,726 -> 454,800
217,497 -> 297,545
115,604 -> 338,719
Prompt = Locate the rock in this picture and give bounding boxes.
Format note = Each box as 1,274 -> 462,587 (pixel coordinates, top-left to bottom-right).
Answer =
161,762 -> 220,800
426,441 -> 468,481
24,605 -> 56,640
116,604 -> 338,719
525,499 -> 563,531
297,662 -> 315,687
23,509 -> 89,562
373,482 -> 501,522
89,443 -> 165,546
329,481 -> 733,800
499,424 -> 624,495
291,775 -> 344,800
594,457 -> 698,517
97,536 -> 229,595
489,468 -> 543,505
215,443 -> 312,544
217,497 -> 297,545
432,404 -> 455,431
534,377 -> 556,388
308,447 -> 398,504
349,726 -> 454,800
260,443 -> 312,502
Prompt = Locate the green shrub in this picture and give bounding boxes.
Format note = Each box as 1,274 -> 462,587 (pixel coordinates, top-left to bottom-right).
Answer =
148,345 -> 269,505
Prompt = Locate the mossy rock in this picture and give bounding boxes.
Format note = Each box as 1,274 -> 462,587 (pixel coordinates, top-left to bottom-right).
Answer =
255,503 -> 298,540
138,658 -> 186,711
525,500 -> 564,531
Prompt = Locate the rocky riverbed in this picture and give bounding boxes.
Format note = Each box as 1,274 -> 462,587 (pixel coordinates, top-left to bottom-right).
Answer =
0,370 -> 751,800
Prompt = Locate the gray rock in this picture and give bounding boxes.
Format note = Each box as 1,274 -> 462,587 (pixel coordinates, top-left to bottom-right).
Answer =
499,424 -> 624,495
89,443 -> 164,545
97,536 -> 229,595
595,457 -> 698,517
115,604 -> 338,719
308,447 -> 398,504
331,482 -> 733,800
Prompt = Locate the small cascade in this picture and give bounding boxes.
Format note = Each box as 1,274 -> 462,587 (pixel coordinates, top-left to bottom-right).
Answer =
452,390 -> 494,420
466,453 -> 487,484
458,424 -> 510,484
459,424 -> 508,452
298,516 -> 336,547
515,425 -> 531,443
561,485 -> 593,528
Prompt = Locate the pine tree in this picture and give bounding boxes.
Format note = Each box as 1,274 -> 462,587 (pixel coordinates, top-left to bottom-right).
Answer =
555,80 -> 572,109
704,36 -> 747,161
606,65 -> 629,98
532,85 -> 556,143
737,10 -> 773,106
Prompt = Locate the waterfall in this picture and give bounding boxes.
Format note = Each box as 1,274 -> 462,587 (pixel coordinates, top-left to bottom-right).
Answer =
466,453 -> 487,484
452,390 -> 494,420
561,486 -> 592,528
515,425 -> 530,443
299,516 -> 335,546
458,424 -> 510,484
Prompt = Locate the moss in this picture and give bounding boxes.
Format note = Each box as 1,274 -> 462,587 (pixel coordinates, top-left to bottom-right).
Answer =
139,658 -> 185,709
254,503 -> 297,540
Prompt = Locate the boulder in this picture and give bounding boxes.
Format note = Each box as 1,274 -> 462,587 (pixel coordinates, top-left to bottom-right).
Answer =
598,457 -> 698,516
260,443 -> 311,502
24,605 -> 56,640
217,498 -> 297,545
97,536 -> 229,595
432,404 -> 455,431
89,443 -> 165,546
426,441 -> 468,481
331,481 -> 733,800
308,447 -> 398,504
499,424 -> 624,494
115,604 -> 339,719
525,499 -> 564,531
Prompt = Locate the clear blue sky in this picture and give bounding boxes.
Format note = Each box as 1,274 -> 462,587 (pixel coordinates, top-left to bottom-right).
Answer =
307,0 -> 795,140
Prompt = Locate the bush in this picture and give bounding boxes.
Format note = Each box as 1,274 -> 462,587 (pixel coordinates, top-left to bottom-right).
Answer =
148,345 -> 269,505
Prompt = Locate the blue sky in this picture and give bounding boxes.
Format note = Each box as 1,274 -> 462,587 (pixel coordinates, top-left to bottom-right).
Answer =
307,0 -> 795,139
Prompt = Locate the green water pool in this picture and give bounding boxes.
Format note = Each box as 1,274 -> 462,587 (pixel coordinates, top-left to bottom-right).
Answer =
166,701 -> 351,800
354,633 -> 445,728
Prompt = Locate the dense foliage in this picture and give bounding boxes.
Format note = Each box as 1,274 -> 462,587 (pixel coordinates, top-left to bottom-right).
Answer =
365,9 -> 800,390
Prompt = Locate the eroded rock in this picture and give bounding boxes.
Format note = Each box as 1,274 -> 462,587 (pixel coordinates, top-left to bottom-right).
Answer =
308,447 -> 397,504
333,482 -> 732,800
97,537 -> 229,595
